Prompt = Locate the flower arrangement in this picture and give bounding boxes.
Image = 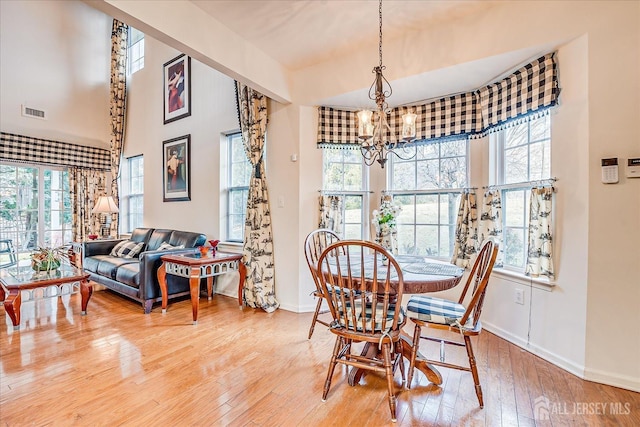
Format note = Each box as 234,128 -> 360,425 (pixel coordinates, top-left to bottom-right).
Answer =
31,245 -> 69,272
372,198 -> 402,236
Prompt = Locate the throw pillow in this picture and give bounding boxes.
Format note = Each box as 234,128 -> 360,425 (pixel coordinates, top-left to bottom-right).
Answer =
157,242 -> 185,251
110,240 -> 145,259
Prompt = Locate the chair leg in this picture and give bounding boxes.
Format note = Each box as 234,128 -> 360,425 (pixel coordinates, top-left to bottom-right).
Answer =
382,343 -> 397,422
407,323 -> 422,389
395,341 -> 406,384
308,296 -> 324,339
322,336 -> 342,402
464,335 -> 483,408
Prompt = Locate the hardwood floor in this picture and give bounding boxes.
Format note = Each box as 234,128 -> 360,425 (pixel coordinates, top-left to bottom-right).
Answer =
1,288 -> 638,426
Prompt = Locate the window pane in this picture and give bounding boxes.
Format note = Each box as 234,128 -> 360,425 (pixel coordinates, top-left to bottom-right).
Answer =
530,114 -> 550,141
344,195 -> 362,223
441,139 -> 466,157
416,159 -> 439,189
504,227 -> 526,268
440,157 -> 466,188
417,143 -> 438,159
505,122 -> 528,148
321,147 -> 366,238
393,161 -> 415,191
416,194 -> 438,224
395,195 -> 415,225
343,164 -> 362,191
504,146 -> 528,184
416,224 -> 438,256
504,190 -> 526,227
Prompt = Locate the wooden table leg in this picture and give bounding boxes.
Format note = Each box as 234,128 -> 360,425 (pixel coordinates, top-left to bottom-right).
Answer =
400,333 -> 443,385
206,276 -> 213,301
80,279 -> 93,315
347,342 -> 378,386
237,261 -> 246,309
3,289 -> 21,330
157,262 -> 168,314
189,266 -> 201,325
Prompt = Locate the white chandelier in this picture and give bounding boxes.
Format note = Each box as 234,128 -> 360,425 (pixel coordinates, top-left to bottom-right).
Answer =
357,0 -> 417,168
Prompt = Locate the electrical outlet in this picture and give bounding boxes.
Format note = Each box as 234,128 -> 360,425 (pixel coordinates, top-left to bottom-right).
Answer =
514,288 -> 525,305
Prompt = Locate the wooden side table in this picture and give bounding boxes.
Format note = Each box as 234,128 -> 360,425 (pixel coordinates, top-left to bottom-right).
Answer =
157,251 -> 246,324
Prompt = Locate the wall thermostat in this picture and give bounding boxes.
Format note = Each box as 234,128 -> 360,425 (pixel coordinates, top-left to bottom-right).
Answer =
627,158 -> 640,178
601,158 -> 619,184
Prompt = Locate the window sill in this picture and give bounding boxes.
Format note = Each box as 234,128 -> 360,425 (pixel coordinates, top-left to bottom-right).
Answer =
492,268 -> 555,292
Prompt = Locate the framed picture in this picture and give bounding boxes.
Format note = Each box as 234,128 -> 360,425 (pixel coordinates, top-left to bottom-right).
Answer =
163,54 -> 191,124
162,135 -> 191,202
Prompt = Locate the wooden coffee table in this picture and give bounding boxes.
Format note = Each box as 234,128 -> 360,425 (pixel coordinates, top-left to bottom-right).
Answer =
0,264 -> 92,330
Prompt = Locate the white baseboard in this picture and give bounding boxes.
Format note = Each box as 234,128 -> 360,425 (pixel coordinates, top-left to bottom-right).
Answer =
214,290 -> 313,314
584,367 -> 640,393
483,321 -> 585,378
483,321 -> 640,393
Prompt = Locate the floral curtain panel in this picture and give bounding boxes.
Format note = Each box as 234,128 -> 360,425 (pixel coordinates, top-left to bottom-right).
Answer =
236,81 -> 279,313
526,187 -> 555,278
451,190 -> 478,268
479,189 -> 504,267
318,195 -> 343,235
108,19 -> 128,236
69,168 -> 107,241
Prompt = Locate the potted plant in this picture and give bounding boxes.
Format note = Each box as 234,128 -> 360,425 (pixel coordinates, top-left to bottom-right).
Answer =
31,245 -> 69,272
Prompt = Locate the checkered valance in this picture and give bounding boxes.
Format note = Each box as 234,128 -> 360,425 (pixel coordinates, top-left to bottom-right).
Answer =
318,52 -> 559,148
477,52 -> 559,136
0,132 -> 111,170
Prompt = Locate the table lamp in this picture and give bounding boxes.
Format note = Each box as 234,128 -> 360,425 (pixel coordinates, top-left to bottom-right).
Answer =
92,196 -> 119,238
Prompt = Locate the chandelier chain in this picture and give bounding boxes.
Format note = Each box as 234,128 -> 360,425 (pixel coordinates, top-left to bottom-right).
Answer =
378,0 -> 383,68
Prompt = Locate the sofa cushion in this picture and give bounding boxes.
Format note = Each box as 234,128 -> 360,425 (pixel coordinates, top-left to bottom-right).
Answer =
96,256 -> 138,280
147,229 -> 173,251
110,240 -> 144,258
130,228 -> 154,250
169,230 -> 206,248
83,254 -> 111,274
115,262 -> 140,288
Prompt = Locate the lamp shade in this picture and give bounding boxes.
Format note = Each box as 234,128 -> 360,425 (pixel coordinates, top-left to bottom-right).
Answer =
92,196 -> 119,214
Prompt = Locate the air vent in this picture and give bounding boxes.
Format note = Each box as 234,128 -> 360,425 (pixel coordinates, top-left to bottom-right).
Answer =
21,105 -> 47,120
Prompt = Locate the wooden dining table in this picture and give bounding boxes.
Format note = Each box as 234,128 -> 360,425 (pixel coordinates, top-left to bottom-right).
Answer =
324,254 -> 465,386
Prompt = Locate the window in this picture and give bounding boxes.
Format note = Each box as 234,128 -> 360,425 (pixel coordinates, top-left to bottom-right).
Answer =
226,133 -> 251,242
127,27 -> 144,75
322,147 -> 368,239
120,156 -> 144,233
0,163 -> 72,264
389,139 -> 468,258
494,114 -> 551,270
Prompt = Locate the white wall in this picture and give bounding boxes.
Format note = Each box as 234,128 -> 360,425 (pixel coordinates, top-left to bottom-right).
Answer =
0,0 -> 111,148
123,35 -> 242,297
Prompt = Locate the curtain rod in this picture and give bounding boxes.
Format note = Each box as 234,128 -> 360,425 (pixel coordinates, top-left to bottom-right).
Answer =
318,190 -> 374,195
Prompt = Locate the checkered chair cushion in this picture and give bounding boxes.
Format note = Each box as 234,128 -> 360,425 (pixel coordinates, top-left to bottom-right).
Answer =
110,240 -> 145,259
337,300 -> 405,332
407,295 -> 473,328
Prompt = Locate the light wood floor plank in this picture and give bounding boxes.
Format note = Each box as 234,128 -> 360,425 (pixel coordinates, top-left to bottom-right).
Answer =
1,289 -> 638,426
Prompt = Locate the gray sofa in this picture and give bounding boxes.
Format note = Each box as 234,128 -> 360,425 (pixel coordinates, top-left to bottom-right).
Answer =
82,227 -> 206,313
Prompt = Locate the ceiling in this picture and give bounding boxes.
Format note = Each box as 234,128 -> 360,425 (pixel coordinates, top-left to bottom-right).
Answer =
190,0 -> 557,107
